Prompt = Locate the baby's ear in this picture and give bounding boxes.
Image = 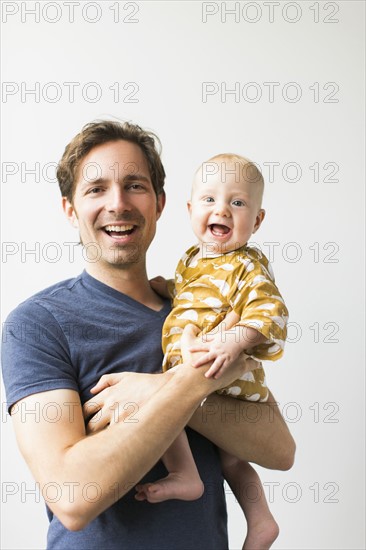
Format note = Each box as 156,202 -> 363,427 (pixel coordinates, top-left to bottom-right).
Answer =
253,209 -> 265,233
187,200 -> 192,215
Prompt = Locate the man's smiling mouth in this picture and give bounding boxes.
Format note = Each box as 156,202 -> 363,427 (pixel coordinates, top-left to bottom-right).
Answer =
103,224 -> 136,237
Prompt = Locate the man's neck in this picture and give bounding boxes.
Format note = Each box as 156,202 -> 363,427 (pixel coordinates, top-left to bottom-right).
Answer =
86,263 -> 165,312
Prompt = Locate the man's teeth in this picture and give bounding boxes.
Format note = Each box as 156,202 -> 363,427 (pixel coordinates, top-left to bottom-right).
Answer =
105,225 -> 134,232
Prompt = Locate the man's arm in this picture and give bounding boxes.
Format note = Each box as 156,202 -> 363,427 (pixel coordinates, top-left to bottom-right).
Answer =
10,356 -> 247,531
85,374 -> 295,472
83,325 -> 295,473
184,312 -> 295,469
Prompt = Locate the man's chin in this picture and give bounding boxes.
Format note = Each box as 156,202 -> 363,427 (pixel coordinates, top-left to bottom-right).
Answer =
105,247 -> 143,266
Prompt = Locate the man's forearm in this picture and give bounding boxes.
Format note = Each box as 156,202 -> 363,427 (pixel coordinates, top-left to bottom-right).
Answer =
70,376 -> 207,528
188,391 -> 296,471
17,366 -> 221,531
55,345 -> 256,528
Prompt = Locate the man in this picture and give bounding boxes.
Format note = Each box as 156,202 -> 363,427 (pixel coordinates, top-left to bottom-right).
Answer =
1,120 -> 295,549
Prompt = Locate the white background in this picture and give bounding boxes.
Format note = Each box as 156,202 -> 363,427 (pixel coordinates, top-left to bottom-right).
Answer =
1,1 -> 365,549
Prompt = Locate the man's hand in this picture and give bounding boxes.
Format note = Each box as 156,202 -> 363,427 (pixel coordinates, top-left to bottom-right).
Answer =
149,276 -> 172,298
83,371 -> 170,433
83,323 -> 263,435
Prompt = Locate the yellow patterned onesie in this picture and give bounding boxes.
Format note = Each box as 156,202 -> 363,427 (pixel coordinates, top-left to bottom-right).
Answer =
162,244 -> 288,402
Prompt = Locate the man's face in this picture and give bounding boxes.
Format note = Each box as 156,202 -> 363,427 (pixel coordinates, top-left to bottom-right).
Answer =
63,140 -> 164,271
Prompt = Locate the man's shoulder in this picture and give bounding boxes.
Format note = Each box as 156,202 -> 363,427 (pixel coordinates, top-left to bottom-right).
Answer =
32,274 -> 82,298
5,273 -> 84,323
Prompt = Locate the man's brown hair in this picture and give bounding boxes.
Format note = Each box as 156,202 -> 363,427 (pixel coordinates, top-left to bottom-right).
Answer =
57,120 -> 166,202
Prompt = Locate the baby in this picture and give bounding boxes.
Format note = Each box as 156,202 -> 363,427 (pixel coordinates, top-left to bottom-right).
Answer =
135,154 -> 288,550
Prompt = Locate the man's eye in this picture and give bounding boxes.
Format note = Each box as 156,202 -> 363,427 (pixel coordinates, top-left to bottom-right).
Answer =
88,187 -> 102,194
128,183 -> 144,191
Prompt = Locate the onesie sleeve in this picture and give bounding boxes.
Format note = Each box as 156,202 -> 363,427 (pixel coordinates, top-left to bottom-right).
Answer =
1,300 -> 78,412
228,251 -> 289,361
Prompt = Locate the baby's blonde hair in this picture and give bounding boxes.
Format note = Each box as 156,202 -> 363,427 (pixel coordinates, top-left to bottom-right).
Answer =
195,153 -> 264,206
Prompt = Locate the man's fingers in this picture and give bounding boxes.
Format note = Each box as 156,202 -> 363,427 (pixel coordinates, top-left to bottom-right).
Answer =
180,323 -> 201,362
82,399 -> 102,420
89,383 -> 105,394
89,373 -> 124,394
85,411 -> 109,434
183,323 -> 200,335
149,276 -> 165,283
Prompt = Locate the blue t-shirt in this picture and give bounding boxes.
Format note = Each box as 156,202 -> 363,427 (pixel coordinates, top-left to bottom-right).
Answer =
1,271 -> 228,549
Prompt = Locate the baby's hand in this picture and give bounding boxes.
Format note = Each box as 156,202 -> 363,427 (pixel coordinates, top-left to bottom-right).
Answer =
189,329 -> 244,379
150,276 -> 171,298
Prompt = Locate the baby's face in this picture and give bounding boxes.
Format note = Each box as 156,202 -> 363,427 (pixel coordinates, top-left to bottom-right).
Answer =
188,163 -> 265,255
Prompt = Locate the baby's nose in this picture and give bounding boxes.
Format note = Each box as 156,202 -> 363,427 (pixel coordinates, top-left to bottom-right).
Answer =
214,202 -> 231,217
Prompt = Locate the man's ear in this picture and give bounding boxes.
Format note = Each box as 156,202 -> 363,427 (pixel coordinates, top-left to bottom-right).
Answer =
62,197 -> 79,229
156,191 -> 166,221
253,209 -> 265,233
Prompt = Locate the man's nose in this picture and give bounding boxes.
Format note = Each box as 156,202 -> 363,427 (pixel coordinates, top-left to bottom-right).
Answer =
106,186 -> 131,212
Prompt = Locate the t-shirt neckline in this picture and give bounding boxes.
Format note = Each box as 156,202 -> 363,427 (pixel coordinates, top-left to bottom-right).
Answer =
81,270 -> 170,317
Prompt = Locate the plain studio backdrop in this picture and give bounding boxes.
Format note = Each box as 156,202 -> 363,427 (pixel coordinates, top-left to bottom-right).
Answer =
1,1 -> 365,549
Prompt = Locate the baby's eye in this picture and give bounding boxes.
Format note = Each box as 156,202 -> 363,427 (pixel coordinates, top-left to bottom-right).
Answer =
232,200 -> 245,207
204,197 -> 215,203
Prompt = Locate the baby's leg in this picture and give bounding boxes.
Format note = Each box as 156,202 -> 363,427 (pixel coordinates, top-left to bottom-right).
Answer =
220,449 -> 279,550
135,430 -> 204,503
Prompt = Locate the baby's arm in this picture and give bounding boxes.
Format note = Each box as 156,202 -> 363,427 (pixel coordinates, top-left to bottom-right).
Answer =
189,311 -> 267,379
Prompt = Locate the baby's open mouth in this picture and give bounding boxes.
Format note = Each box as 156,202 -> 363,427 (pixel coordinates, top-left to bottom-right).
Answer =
209,224 -> 231,236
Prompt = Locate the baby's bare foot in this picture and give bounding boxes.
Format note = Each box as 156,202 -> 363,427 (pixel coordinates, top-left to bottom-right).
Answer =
135,473 -> 204,503
242,517 -> 279,550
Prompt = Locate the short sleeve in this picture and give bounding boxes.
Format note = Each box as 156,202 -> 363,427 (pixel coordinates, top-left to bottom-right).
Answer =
228,252 -> 289,361
1,300 -> 78,412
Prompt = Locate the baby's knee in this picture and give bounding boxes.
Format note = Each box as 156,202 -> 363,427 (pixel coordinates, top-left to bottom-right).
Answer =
277,435 -> 296,471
